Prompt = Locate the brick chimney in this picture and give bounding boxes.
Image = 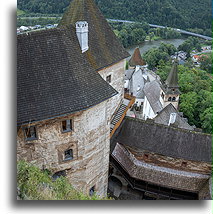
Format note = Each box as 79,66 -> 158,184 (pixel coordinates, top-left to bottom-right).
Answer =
76,21 -> 89,53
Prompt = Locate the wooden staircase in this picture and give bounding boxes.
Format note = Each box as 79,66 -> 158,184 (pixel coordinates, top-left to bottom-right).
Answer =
110,94 -> 135,138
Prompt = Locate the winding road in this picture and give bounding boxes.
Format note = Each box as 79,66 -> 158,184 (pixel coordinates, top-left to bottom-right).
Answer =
107,19 -> 212,41
18,16 -> 212,40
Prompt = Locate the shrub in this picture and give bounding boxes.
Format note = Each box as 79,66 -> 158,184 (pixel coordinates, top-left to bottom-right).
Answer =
17,160 -> 111,200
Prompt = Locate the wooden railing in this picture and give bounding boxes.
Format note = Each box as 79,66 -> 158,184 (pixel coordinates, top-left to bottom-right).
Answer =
110,94 -> 135,138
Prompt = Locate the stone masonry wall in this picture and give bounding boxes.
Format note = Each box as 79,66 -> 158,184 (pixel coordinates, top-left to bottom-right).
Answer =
98,59 -> 126,121
17,100 -> 111,197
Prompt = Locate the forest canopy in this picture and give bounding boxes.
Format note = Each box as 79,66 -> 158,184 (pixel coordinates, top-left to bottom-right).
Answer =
17,0 -> 211,35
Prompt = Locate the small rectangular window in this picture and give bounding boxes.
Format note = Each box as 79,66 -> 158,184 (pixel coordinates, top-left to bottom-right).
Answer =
64,149 -> 73,161
106,75 -> 111,83
24,126 -> 37,141
144,154 -> 149,159
62,119 -> 72,133
181,161 -> 187,167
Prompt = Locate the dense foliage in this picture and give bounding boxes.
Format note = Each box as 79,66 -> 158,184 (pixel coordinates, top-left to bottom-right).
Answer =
178,37 -> 202,57
17,0 -> 70,14
110,22 -> 182,48
17,160 -> 110,200
156,63 -> 212,133
110,22 -> 147,48
17,0 -> 212,36
143,43 -> 177,69
199,53 -> 212,74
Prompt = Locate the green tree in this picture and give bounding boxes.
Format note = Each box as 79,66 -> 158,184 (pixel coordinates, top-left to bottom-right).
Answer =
149,32 -> 155,41
199,55 -> 212,74
179,92 -> 199,125
143,43 -> 176,69
200,107 -> 212,134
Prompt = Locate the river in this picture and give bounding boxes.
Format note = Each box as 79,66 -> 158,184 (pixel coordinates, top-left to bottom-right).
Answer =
126,39 -> 186,59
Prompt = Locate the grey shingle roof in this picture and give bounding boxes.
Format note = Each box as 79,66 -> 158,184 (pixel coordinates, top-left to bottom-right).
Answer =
165,61 -> 179,88
58,0 -> 130,71
113,117 -> 212,163
164,61 -> 181,95
143,80 -> 163,114
112,143 -> 210,192
124,69 -> 134,80
17,27 -> 117,125
154,103 -> 194,130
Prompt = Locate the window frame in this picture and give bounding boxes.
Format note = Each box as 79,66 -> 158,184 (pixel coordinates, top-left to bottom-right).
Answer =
89,185 -> 96,197
62,119 -> 73,133
52,170 -> 66,181
23,126 -> 38,141
63,149 -> 74,161
106,75 -> 112,84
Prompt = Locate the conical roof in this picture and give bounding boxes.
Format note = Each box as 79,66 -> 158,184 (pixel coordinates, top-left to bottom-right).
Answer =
165,60 -> 179,88
58,0 -> 130,71
129,47 -> 146,67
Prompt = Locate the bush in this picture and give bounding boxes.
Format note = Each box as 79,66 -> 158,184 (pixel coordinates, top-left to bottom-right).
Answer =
17,161 -> 111,200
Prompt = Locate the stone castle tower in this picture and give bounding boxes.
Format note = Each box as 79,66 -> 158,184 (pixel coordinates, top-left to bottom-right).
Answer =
17,0 -> 129,198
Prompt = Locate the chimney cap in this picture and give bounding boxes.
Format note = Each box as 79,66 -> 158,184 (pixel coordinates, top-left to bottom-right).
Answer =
76,21 -> 88,28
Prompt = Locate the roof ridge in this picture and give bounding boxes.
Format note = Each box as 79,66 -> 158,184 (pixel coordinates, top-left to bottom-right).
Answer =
125,116 -> 210,136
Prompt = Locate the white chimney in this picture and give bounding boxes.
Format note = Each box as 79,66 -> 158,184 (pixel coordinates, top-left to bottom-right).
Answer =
168,113 -> 177,126
135,65 -> 140,72
76,21 -> 89,53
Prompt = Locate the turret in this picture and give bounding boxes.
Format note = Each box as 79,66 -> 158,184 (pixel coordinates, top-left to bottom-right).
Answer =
129,47 -> 146,69
160,60 -> 181,109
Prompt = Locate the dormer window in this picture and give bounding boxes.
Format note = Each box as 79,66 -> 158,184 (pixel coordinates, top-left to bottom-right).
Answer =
106,75 -> 112,83
24,126 -> 37,141
62,119 -> 73,133
168,97 -> 172,101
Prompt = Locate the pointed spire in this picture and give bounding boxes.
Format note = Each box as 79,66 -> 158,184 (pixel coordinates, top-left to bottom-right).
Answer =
165,60 -> 179,89
58,0 -> 129,71
129,47 -> 146,67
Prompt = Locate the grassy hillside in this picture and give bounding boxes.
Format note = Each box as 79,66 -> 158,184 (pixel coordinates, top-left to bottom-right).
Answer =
17,0 -> 211,34
17,160 -> 111,200
17,8 -> 26,16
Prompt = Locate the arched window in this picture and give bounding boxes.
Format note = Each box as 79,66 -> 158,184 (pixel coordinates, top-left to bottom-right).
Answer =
168,97 -> 172,101
172,97 -> 176,102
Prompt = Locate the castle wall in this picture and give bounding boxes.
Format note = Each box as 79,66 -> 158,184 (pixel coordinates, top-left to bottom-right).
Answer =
98,59 -> 126,120
17,100 -> 111,197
